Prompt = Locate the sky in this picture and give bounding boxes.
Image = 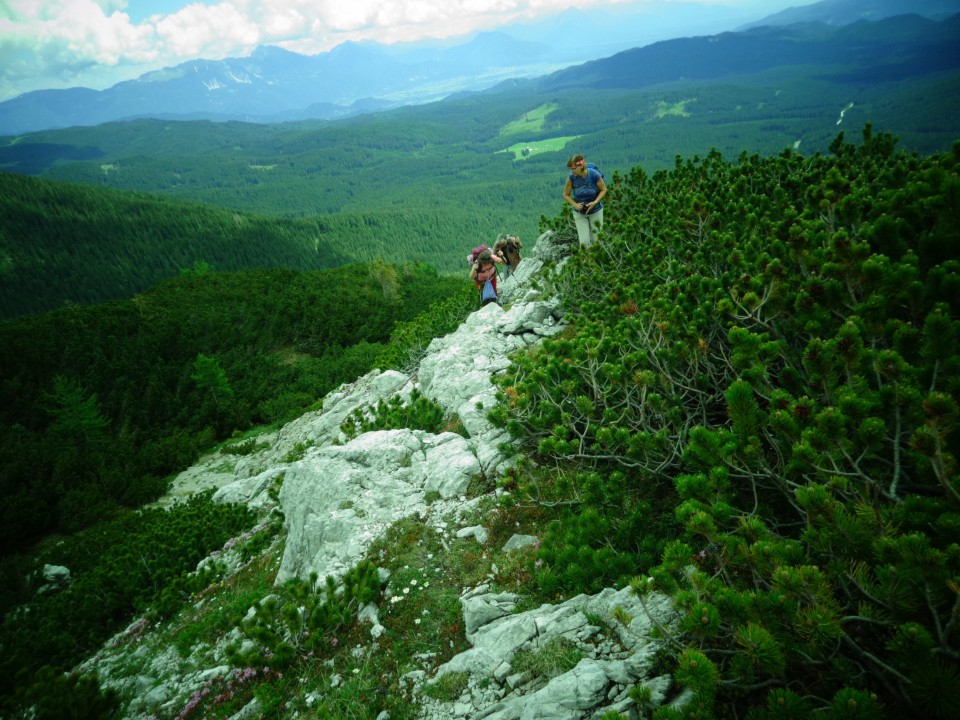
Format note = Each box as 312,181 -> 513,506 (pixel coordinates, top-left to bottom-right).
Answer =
0,0 -> 815,103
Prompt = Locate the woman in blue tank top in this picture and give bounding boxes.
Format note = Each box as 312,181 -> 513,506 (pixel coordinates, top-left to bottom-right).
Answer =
563,154 -> 607,248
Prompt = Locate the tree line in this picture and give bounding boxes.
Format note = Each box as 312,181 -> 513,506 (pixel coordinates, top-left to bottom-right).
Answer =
0,165 -> 549,321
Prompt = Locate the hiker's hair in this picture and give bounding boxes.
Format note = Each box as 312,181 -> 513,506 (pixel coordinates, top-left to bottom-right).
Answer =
478,250 -> 493,263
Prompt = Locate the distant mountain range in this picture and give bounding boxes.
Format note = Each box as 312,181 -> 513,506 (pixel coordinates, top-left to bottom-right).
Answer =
0,0 -> 956,136
527,11 -> 960,93
740,0 -> 959,28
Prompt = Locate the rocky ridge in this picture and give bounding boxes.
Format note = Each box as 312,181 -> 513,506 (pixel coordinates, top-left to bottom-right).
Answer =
79,231 -> 680,719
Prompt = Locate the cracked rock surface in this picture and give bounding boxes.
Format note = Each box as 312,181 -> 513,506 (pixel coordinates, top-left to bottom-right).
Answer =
418,585 -> 677,720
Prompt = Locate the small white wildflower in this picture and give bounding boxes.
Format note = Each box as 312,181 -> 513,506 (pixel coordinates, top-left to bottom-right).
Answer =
403,587 -> 410,594
410,579 -> 417,586
414,619 -> 421,625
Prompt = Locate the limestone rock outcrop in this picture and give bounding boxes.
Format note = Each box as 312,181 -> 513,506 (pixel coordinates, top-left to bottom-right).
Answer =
158,231 -> 570,588
418,585 -> 677,720
82,231 -> 681,720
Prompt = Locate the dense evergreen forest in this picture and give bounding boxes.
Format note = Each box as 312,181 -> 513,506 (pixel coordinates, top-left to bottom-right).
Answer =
0,171 -> 356,319
0,262 -> 469,557
492,127 -> 960,718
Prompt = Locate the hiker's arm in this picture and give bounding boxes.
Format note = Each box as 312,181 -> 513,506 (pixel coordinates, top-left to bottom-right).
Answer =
563,178 -> 580,210
595,176 -> 607,202
469,263 -> 478,279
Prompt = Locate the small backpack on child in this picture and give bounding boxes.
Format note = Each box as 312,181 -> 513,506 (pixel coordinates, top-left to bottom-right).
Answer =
480,278 -> 497,305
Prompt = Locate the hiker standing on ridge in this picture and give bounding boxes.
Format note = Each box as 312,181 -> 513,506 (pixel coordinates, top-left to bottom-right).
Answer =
563,154 -> 607,248
494,234 -> 524,280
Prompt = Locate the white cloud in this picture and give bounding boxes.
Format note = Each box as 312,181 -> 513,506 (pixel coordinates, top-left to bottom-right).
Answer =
154,3 -> 260,57
0,0 -> 787,102
0,0 -> 160,98
314,0 -> 382,32
257,0 -> 308,36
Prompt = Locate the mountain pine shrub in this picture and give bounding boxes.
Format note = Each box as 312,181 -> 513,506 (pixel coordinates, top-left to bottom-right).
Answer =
227,560 -> 383,670
376,284 -> 478,372
339,387 -> 446,440
496,126 -> 960,718
0,492 -> 257,717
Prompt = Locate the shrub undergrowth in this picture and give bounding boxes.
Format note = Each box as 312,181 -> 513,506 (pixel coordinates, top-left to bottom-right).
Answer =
0,492 -> 259,718
494,126 -> 960,718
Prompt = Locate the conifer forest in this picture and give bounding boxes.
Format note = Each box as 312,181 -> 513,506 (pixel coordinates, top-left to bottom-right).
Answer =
0,57 -> 958,719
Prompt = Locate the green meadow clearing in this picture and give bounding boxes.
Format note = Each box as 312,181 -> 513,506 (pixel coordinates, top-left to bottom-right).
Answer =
498,102 -> 580,160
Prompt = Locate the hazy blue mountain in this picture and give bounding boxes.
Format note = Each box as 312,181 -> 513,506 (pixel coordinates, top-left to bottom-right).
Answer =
527,12 -> 960,93
739,0 -> 960,28
0,33 -> 560,136
499,2 -> 766,59
0,0 -> 955,136
0,44 -> 425,135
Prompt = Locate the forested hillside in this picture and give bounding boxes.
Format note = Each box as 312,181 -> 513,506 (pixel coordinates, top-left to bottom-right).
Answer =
492,126 -> 960,717
0,262 -> 471,557
0,95 -> 558,277
0,171 -> 356,320
535,12 -> 960,94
